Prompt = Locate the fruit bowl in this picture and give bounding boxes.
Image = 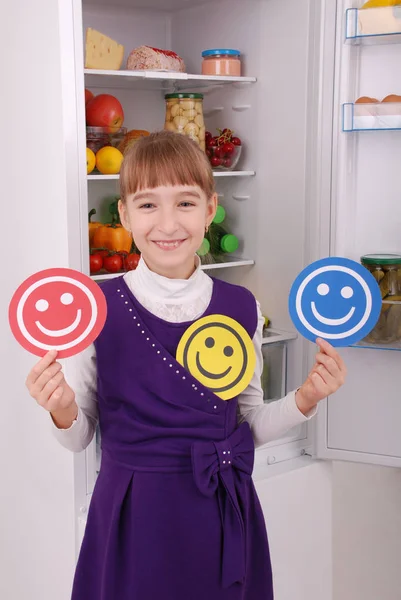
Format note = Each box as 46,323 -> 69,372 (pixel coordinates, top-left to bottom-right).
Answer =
205,128 -> 243,171
207,145 -> 242,171
86,126 -> 127,155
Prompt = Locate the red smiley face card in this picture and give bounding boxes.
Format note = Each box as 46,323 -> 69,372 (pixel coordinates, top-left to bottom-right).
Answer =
8,268 -> 107,358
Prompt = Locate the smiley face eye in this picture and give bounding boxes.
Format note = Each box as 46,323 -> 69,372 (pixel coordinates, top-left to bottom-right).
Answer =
35,299 -> 49,312
205,337 -> 215,348
317,283 -> 330,296
341,286 -> 353,299
224,346 -> 234,357
61,293 -> 74,305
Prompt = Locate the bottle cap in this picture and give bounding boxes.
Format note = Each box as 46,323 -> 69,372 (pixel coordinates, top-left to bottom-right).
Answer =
213,206 -> 226,224
221,234 -> 239,253
197,238 -> 210,256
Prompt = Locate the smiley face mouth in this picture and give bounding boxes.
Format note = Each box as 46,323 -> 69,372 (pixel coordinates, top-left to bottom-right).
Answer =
311,302 -> 355,326
35,310 -> 82,338
196,351 -> 232,380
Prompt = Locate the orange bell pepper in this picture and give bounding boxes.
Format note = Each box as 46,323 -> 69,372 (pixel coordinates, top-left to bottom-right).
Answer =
92,223 -> 132,254
88,209 -> 102,248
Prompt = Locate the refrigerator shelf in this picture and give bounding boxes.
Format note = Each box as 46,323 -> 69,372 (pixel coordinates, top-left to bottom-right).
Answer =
84,69 -> 257,91
87,171 -> 256,181
352,340 -> 401,352
342,102 -> 401,132
91,257 -> 255,282
262,329 -> 297,345
345,7 -> 401,45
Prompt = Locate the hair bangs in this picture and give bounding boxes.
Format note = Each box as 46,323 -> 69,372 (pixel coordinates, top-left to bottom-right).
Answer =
119,131 -> 215,201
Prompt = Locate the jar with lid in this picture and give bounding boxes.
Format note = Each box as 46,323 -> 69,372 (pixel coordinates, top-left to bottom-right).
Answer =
164,93 -> 205,150
201,49 -> 241,77
361,254 -> 401,344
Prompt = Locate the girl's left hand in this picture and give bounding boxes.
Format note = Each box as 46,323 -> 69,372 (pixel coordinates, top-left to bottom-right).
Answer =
295,338 -> 347,415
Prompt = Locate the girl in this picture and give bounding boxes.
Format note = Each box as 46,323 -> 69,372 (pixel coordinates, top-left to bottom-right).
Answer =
26,131 -> 346,600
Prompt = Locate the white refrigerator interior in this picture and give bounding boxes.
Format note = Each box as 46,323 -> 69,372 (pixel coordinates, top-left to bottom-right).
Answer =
2,0 -> 401,599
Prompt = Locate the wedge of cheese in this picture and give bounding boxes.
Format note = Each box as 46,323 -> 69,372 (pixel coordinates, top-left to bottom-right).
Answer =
85,28 -> 124,70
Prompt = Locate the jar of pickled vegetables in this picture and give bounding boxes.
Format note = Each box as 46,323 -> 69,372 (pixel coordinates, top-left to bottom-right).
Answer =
361,254 -> 401,344
164,93 -> 205,150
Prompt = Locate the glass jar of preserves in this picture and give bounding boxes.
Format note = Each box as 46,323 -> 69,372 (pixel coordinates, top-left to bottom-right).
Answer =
164,93 -> 205,150
201,49 -> 241,77
361,254 -> 401,344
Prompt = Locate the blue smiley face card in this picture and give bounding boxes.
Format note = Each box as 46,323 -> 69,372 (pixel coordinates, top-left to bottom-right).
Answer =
288,257 -> 382,347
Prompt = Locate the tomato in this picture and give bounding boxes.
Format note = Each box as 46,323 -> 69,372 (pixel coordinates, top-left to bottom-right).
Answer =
103,254 -> 123,273
125,253 -> 141,271
222,142 -> 235,156
118,250 -> 128,268
90,254 -> 103,274
232,136 -> 242,146
93,249 -> 109,258
211,156 -> 222,167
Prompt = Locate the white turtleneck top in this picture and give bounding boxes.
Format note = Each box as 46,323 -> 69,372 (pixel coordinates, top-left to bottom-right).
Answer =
54,257 -> 316,452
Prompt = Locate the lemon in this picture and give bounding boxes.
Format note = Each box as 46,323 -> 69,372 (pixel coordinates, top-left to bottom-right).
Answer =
362,0 -> 401,7
95,146 -> 124,175
86,148 -> 96,174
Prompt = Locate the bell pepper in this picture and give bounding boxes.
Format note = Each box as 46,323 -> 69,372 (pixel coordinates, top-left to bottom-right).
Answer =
92,223 -> 132,254
88,209 -> 102,248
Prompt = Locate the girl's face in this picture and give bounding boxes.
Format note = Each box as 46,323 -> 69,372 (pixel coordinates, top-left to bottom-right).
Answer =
119,185 -> 217,279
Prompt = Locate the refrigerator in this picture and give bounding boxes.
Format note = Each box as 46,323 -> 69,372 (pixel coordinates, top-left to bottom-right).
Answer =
3,0 -> 401,598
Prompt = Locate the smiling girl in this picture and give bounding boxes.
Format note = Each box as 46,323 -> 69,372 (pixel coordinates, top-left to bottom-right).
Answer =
25,131 -> 346,600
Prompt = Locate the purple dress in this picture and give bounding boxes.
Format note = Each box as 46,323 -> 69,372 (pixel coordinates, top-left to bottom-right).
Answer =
71,276 -> 274,599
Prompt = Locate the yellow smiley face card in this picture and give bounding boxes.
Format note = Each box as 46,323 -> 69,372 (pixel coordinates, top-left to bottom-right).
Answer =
176,315 -> 256,400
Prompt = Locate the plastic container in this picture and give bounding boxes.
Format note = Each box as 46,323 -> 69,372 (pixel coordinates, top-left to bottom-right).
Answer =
86,126 -> 127,154
361,254 -> 401,344
164,93 -> 205,150
201,49 -> 241,76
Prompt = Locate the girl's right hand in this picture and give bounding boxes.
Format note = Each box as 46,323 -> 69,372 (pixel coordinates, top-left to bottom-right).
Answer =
26,350 -> 78,428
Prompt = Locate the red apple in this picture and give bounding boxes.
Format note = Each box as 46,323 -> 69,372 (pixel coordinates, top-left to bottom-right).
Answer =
85,88 -> 94,105
86,94 -> 125,132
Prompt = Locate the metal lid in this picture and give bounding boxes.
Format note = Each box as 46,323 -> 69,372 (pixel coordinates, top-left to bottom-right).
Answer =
361,253 -> 401,265
201,49 -> 240,57
165,93 -> 204,99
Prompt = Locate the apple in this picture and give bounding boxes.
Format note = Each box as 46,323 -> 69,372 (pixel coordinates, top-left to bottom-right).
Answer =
86,94 -> 125,132
85,88 -> 94,105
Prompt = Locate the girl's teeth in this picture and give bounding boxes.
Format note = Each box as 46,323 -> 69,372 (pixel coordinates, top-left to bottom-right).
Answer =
157,241 -> 180,248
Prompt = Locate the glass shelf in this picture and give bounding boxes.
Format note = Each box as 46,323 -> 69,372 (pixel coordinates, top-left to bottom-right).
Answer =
84,69 -> 257,91
91,257 -> 255,282
352,299 -> 401,351
87,171 -> 256,181
345,6 -> 401,44
342,102 -> 401,132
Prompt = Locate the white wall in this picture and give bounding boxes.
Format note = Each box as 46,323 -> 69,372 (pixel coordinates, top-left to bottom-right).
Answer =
333,461 -> 401,600
254,460 -> 333,600
1,1 -> 76,599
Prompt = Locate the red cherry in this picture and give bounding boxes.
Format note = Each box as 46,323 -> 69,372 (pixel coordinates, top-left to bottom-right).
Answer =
211,156 -> 222,167
214,146 -> 225,159
223,157 -> 232,168
222,142 -> 235,155
232,136 -> 242,146
207,138 -> 217,148
206,149 -> 212,158
205,131 -> 212,140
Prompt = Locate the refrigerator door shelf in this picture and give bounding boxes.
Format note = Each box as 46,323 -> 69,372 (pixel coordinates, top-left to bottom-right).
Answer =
342,102 -> 401,132
345,7 -> 401,45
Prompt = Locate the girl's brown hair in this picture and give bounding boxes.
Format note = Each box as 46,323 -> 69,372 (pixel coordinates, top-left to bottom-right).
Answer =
119,130 -> 215,202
